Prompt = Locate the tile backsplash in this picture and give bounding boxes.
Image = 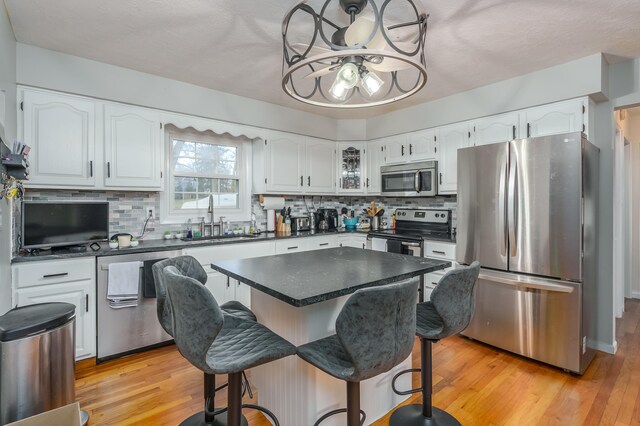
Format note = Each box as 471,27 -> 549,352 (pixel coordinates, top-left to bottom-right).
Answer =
14,189 -> 456,253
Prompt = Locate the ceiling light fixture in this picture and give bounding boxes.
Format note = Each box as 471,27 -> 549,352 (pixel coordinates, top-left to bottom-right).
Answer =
282,0 -> 429,108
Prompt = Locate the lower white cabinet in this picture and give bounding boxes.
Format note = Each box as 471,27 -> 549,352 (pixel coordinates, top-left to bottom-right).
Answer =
423,241 -> 456,301
183,241 -> 274,306
338,234 -> 367,249
12,258 -> 96,360
275,235 -> 341,254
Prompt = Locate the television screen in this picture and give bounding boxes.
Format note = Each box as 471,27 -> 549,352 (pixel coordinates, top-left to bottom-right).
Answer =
22,202 -> 109,249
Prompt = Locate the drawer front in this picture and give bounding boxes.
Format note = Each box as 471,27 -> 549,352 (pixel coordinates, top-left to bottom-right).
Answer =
424,241 -> 456,260
183,241 -> 275,265
13,257 -> 95,288
424,271 -> 445,289
306,235 -> 338,250
275,238 -> 308,254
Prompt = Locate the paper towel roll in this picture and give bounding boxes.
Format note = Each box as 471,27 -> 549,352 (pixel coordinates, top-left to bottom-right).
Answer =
260,196 -> 285,210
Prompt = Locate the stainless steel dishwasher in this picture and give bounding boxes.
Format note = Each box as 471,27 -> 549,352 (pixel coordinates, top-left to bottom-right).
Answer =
96,250 -> 181,362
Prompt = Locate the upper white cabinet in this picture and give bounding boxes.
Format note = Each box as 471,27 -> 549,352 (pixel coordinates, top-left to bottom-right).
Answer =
366,139 -> 385,194
337,142 -> 365,194
384,135 -> 408,165
520,98 -> 586,139
438,122 -> 472,194
104,104 -> 162,189
21,90 -> 96,187
473,112 -> 519,146
305,137 -> 335,194
253,133 -> 335,195
408,128 -> 438,162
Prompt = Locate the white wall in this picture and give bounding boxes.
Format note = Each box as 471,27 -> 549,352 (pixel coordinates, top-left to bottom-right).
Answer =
623,109 -> 640,298
367,53 -> 608,139
16,43 -> 339,140
0,5 -> 16,315
336,119 -> 367,141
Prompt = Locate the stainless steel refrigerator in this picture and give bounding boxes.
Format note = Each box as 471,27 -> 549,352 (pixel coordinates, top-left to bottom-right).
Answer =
456,131 -> 598,374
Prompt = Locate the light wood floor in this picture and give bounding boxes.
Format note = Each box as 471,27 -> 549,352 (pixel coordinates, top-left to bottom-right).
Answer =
77,299 -> 640,425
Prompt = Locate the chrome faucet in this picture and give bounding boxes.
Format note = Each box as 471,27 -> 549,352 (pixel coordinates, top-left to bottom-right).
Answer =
203,195 -> 220,236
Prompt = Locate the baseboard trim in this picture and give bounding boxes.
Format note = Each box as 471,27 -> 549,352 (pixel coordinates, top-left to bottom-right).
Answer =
588,338 -> 617,354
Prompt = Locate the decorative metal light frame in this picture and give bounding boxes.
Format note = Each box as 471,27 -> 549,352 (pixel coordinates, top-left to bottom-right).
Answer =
282,0 -> 428,108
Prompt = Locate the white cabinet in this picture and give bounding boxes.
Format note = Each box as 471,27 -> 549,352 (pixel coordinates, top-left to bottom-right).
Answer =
437,122 -> 472,194
104,104 -> 162,189
275,239 -> 306,254
408,129 -> 438,161
520,98 -> 586,139
275,235 -> 340,254
474,112 -> 519,146
305,138 -> 335,194
337,142 -> 365,194
306,235 -> 339,251
384,135 -> 408,165
365,139 -> 385,194
338,234 -> 367,249
253,134 -> 335,195
12,258 -> 96,360
21,90 -> 96,187
423,241 -> 456,302
182,241 -> 274,306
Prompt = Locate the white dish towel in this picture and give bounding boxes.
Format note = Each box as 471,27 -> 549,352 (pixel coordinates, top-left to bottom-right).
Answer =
107,262 -> 140,309
371,238 -> 387,252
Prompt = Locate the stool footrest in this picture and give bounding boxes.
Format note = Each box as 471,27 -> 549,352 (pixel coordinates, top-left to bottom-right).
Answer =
313,408 -> 366,426
391,368 -> 423,396
242,403 -> 281,426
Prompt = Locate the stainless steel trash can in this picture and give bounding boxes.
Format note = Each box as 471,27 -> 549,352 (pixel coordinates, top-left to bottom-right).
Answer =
0,303 -> 76,424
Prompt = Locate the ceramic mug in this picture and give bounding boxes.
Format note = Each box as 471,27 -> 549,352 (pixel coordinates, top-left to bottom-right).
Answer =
118,234 -> 132,248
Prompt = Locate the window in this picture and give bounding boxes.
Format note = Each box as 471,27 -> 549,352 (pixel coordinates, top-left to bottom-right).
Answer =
162,126 -> 251,223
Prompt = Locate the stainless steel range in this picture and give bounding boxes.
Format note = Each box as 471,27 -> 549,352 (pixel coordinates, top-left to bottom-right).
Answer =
367,208 -> 453,301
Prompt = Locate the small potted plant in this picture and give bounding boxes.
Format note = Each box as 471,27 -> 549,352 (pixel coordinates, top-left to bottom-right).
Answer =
164,230 -> 173,240
130,236 -> 139,247
108,237 -> 118,249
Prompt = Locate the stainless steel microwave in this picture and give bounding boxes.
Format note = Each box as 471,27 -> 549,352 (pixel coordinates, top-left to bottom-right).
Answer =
380,161 -> 438,197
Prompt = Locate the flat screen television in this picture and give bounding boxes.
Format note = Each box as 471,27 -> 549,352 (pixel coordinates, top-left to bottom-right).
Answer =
22,201 -> 109,249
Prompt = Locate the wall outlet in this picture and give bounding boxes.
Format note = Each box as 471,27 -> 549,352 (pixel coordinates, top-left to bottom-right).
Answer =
148,207 -> 155,219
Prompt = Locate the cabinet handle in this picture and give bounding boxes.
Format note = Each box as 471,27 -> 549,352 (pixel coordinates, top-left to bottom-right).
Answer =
432,250 -> 446,255
362,243 -> 365,248
43,272 -> 68,279
300,175 -> 303,186
308,176 -> 311,186
287,246 -> 298,250
319,243 -> 329,246
85,294 -> 89,312
432,282 -> 438,286
512,125 -> 516,140
107,162 -> 111,178
227,276 -> 230,288
89,161 -> 93,177
527,123 -> 531,138
401,145 -> 405,156
339,178 -> 342,189
439,173 -> 442,185
409,144 -> 413,155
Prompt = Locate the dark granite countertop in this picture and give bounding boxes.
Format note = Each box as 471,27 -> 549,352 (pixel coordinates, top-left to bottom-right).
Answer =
211,247 -> 451,307
11,228 -> 370,263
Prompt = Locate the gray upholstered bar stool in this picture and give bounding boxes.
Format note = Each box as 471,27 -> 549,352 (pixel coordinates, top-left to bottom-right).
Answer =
390,261 -> 480,426
163,264 -> 296,426
297,279 -> 420,426
152,256 -> 256,425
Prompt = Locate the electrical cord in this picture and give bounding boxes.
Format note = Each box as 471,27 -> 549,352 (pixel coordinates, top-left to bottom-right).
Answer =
139,211 -> 153,239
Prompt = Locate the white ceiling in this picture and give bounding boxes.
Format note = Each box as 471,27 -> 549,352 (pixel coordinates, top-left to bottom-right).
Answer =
5,0 -> 640,119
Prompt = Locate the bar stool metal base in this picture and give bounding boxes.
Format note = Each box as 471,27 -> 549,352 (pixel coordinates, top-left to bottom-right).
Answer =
180,411 -> 248,426
389,404 -> 461,426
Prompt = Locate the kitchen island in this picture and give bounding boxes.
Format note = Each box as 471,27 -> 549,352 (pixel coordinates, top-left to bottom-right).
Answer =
212,247 -> 450,426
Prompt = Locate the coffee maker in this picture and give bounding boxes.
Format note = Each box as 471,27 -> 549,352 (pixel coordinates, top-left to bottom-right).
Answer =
316,208 -> 339,230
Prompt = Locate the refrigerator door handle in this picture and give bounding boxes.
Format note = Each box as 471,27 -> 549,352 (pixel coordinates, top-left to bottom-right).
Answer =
499,160 -> 508,256
508,153 -> 518,257
478,272 -> 575,293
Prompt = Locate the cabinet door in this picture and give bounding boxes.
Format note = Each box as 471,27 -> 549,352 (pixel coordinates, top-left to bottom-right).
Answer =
366,140 -> 384,194
22,90 -> 96,187
306,138 -> 335,194
409,129 -> 437,161
15,281 -> 95,360
266,134 -> 304,193
204,269 -> 230,304
438,122 -> 472,194
104,104 -> 162,189
521,99 -> 585,138
306,235 -> 339,251
474,112 -> 519,146
339,236 -> 367,249
233,279 -> 251,308
275,239 -> 307,254
384,136 -> 407,164
337,142 -> 365,194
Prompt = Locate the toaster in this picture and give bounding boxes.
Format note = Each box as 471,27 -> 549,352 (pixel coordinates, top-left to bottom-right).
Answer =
291,216 -> 311,233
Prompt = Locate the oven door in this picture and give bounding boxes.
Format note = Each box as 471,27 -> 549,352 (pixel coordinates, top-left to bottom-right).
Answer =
381,167 -> 436,196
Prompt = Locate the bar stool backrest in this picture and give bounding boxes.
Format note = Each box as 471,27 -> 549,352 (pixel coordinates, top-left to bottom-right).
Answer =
430,261 -> 481,338
336,279 -> 419,381
163,265 -> 224,372
152,256 -> 207,336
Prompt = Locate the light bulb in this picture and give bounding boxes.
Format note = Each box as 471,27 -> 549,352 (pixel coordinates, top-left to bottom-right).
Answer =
336,63 -> 359,89
361,70 -> 384,96
329,80 -> 349,101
